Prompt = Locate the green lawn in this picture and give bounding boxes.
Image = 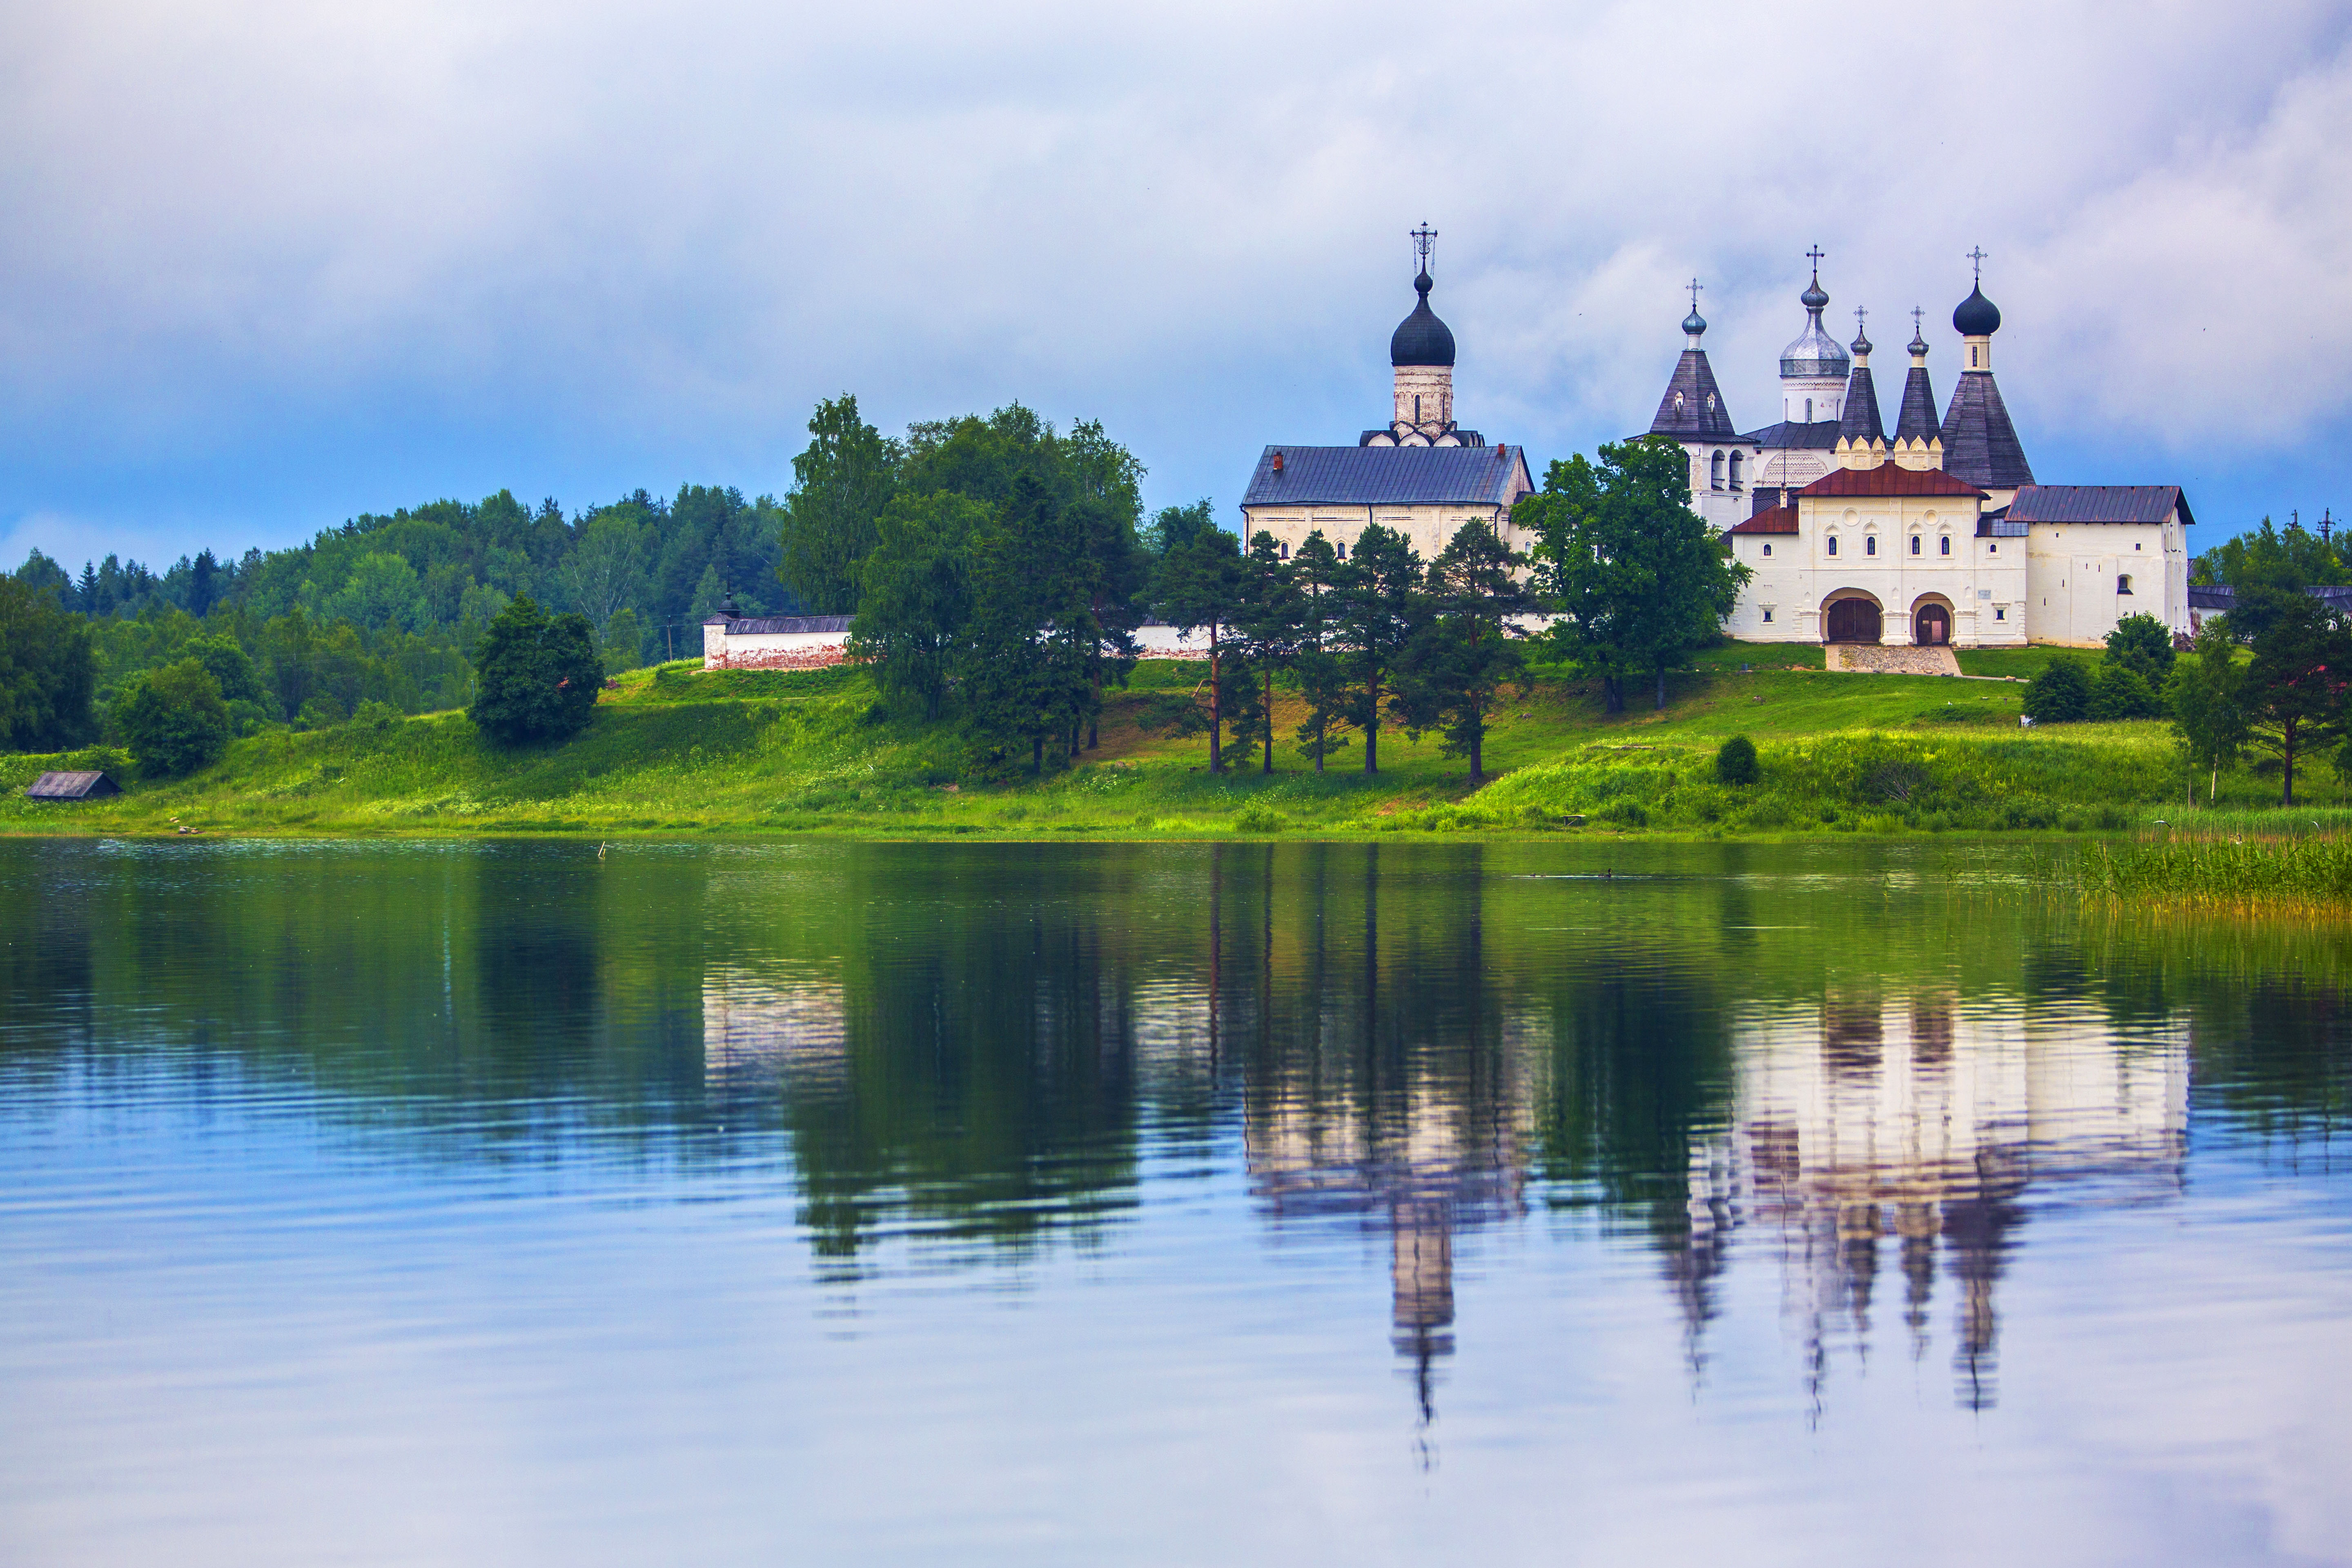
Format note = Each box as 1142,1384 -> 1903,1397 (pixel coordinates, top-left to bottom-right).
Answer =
1,642 -> 2326,840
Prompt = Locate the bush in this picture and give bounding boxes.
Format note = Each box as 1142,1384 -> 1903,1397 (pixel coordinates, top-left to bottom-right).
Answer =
2023,657 -> 2092,722
352,700 -> 402,731
1233,800 -> 1290,833
297,696 -> 346,731
1598,797 -> 1649,827
470,594 -> 602,747
115,658 -> 230,778
2103,613 -> 2176,683
2087,662 -> 2164,721
1715,733 -> 1760,786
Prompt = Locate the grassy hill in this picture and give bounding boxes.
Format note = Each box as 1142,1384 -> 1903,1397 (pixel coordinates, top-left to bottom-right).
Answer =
2,644 -> 2334,839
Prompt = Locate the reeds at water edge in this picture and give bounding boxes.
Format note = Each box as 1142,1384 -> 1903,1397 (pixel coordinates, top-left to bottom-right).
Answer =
2078,823 -> 2352,915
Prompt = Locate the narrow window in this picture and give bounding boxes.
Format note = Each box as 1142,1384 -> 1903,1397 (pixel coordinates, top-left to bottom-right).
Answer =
1911,535 -> 1921,555
2118,574 -> 2133,595
1279,542 -> 1290,560
1730,452 -> 1744,488
1989,543 -> 1998,555
1995,606 -> 2006,621
1940,535 -> 1951,556
1762,609 -> 1774,623
2134,541 -> 2143,551
1971,346 -> 1980,367
1866,535 -> 1877,557
1336,541 -> 1346,559
1806,397 -> 1814,421
1828,536 -> 1838,556
1762,543 -> 1773,557
1711,452 -> 1726,490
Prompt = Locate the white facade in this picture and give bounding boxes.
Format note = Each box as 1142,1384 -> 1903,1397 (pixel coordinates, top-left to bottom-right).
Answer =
1726,487 -> 2029,648
701,615 -> 852,670
2024,518 -> 2194,647
1243,491 -> 1537,568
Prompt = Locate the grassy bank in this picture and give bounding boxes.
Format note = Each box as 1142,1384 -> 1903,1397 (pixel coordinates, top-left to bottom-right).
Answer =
1,648 -> 2336,839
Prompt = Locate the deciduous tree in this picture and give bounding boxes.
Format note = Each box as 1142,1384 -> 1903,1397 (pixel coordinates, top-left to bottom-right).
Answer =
470,595 -> 603,746
779,396 -> 901,613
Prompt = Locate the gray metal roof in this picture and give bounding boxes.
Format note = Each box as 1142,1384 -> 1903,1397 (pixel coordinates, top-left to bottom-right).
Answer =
2188,583 -> 2352,613
2006,485 -> 2195,529
703,614 -> 855,634
24,770 -> 118,800
1242,445 -> 1533,508
1736,419 -> 1843,450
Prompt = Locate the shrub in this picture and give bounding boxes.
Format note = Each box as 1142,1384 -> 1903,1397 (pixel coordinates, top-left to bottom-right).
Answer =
1233,800 -> 1290,833
1598,797 -> 1649,827
2023,657 -> 2092,722
1715,733 -> 1760,786
297,696 -> 346,731
2087,662 -> 2163,721
2103,613 -> 2176,683
115,659 -> 230,778
353,700 -> 402,731
470,594 -> 602,747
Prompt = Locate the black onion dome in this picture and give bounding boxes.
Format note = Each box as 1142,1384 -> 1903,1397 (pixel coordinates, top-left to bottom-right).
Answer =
1390,271 -> 1457,367
1953,285 -> 2002,337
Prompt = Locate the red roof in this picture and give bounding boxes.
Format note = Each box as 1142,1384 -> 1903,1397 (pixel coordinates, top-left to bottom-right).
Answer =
1797,466 -> 1987,499
1727,506 -> 1798,535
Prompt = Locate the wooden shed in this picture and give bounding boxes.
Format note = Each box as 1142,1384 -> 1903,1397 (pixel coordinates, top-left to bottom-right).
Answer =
24,770 -> 122,801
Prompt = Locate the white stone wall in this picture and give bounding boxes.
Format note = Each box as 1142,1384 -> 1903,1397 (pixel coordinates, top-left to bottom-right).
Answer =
702,626 -> 850,670
2024,517 -> 2189,647
1679,441 -> 1756,535
1781,374 -> 1846,425
1391,365 -> 1454,435
1725,494 -> 2028,646
1243,501 -> 1536,568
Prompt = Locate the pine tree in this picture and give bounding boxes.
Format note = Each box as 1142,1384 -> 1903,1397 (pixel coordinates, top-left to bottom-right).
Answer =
1287,533 -> 1351,771
1152,528 -> 1244,772
1233,532 -> 1303,773
1394,519 -> 1533,781
1333,525 -> 1427,774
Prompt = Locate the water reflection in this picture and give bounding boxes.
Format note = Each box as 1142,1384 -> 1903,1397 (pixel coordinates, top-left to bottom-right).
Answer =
0,838 -> 2343,1439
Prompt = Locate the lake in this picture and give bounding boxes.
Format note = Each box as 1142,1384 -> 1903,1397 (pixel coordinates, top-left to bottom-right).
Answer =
2,837 -> 2347,1566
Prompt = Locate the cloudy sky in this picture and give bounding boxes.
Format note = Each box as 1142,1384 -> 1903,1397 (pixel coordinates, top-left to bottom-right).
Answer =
4,0 -> 2350,569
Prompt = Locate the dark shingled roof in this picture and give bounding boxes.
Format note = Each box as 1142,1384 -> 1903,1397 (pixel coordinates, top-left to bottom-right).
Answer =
24,770 -> 120,800
1242,445 -> 1532,508
1894,364 -> 1940,445
2189,583 -> 2352,614
1727,506 -> 1798,535
1837,365 -> 1885,445
1798,466 -> 1987,499
2006,485 -> 2196,530
703,614 -> 854,633
1648,350 -> 1740,440
1939,372 -> 2034,489
1737,418 -> 1843,450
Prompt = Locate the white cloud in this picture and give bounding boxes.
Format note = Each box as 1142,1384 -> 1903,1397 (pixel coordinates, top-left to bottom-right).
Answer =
2,0 -> 2348,548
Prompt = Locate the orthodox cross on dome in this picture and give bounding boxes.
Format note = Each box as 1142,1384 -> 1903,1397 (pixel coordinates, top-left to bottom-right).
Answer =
1805,244 -> 1826,283
1968,246 -> 1988,283
1854,305 -> 1869,331
1688,277 -> 1703,312
1913,305 -> 1925,336
1412,223 -> 1438,271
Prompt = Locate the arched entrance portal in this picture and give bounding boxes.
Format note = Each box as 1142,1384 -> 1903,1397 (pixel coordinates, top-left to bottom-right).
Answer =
1914,603 -> 1951,645
1823,596 -> 1882,644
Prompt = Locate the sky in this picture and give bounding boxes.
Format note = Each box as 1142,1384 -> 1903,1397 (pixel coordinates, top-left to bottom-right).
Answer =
5,0 -> 2352,571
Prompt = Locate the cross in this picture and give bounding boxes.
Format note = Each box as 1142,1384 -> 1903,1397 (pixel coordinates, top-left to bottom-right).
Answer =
1688,277 -> 1703,313
1913,305 -> 1925,338
1854,305 -> 1869,331
1412,223 -> 1437,270
1805,244 -> 1825,282
1968,246 -> 1987,283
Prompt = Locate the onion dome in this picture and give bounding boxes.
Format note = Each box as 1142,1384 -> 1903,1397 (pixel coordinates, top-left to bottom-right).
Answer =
1953,284 -> 2002,337
1779,270 -> 1849,383
1683,305 -> 1707,337
1909,314 -> 1930,359
1851,323 -> 1873,358
1390,270 -> 1457,367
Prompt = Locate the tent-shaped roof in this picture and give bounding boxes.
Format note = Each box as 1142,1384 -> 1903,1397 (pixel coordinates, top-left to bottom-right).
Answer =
1648,350 -> 1740,440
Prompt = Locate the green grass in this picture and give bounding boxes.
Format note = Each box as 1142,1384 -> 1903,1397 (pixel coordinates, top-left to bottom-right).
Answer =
1,646 -> 2336,840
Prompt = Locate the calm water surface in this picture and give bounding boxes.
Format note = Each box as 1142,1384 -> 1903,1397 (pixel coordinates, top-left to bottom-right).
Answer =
2,837 -> 2347,1566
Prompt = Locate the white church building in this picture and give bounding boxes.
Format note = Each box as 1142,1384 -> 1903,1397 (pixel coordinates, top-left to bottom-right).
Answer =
1653,256 -> 2196,648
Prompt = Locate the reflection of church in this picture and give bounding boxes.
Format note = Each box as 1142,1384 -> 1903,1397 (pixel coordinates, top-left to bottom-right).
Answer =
1653,252 -> 2197,649
1674,993 -> 2187,1409
1241,1018 -> 1548,1426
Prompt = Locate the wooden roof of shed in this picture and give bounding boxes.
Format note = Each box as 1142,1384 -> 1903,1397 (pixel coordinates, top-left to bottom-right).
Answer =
24,770 -> 118,799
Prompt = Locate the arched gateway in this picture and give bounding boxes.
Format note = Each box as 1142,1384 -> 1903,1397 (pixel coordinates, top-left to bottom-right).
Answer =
1913,599 -> 1953,646
1822,593 -> 1882,644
